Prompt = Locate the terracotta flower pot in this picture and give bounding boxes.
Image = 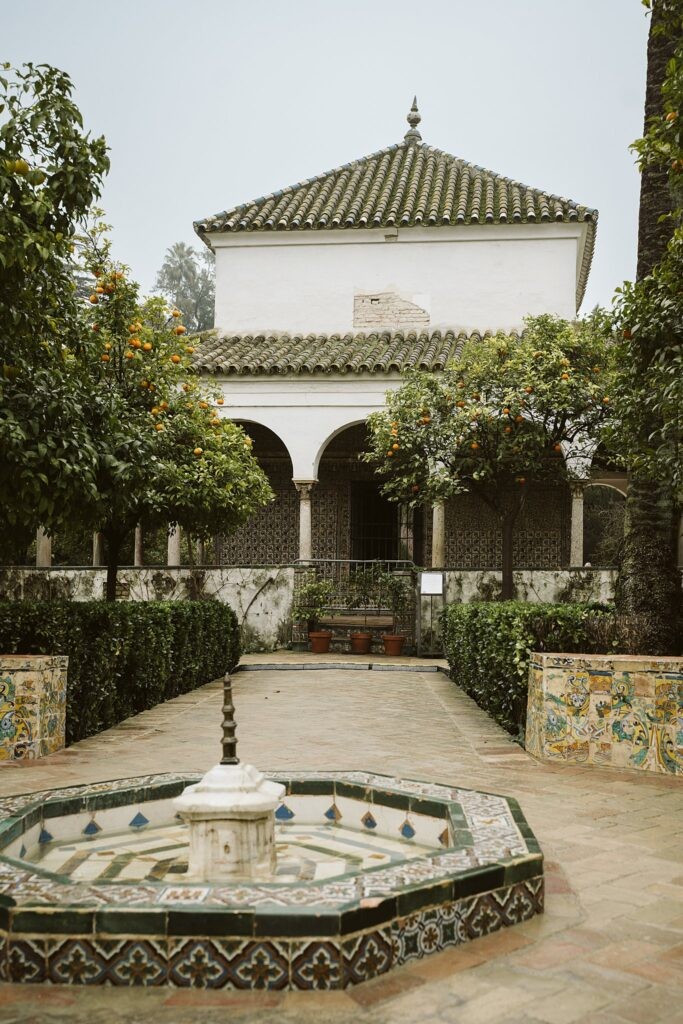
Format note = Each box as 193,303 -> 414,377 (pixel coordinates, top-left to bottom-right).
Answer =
382,634 -> 405,657
349,632 -> 373,655
309,631 -> 333,654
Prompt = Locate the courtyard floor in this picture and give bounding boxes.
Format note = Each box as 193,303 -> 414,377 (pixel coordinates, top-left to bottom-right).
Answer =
0,657 -> 682,1024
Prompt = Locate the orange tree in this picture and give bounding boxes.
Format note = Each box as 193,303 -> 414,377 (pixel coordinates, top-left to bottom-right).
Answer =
365,316 -> 615,599
0,63 -> 109,540
77,229 -> 272,598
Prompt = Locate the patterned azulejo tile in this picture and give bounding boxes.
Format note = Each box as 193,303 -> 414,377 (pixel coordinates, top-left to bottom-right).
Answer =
342,928 -> 393,987
7,937 -> 46,983
168,938 -> 234,988
229,940 -> 289,990
290,940 -> 341,990
46,938 -> 167,986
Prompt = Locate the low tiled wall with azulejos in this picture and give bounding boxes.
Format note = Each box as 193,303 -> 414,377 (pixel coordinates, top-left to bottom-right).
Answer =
526,654 -> 682,775
0,656 -> 67,761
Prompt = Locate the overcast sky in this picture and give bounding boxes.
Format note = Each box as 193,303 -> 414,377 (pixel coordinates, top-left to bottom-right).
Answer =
5,0 -> 649,313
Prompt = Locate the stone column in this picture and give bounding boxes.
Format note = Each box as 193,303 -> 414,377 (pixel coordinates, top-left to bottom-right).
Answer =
431,501 -> 445,568
398,504 -> 414,562
167,526 -> 182,567
293,481 -> 316,562
134,525 -> 143,567
569,481 -> 586,567
196,539 -> 205,565
35,528 -> 52,568
678,509 -> 683,569
92,532 -> 105,567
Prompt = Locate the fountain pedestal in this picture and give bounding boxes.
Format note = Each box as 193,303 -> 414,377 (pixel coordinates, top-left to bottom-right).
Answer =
174,762 -> 285,881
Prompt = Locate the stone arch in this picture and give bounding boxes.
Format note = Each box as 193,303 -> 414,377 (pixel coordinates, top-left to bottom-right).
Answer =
312,418 -> 369,479
215,421 -> 299,565
583,483 -> 626,566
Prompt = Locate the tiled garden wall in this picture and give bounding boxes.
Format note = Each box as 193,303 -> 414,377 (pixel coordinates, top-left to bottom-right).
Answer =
526,653 -> 682,775
0,656 -> 67,761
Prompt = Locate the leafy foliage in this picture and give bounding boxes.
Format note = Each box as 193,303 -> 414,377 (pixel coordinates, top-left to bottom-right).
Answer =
441,602 -> 614,737
0,63 -> 109,531
365,316 -> 616,595
154,241 -> 215,332
0,600 -> 240,743
73,219 -> 273,596
291,578 -> 335,632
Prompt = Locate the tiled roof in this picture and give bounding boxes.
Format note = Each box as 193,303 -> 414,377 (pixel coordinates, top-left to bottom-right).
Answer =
194,105 -> 597,309
195,329 -> 522,377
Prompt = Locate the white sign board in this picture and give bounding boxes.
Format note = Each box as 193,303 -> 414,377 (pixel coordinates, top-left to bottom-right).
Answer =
420,572 -> 444,596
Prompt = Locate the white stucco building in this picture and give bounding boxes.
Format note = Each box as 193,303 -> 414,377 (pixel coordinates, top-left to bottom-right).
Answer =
193,100 -> 608,570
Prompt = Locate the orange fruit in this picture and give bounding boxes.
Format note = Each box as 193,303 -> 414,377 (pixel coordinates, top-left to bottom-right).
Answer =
172,309 -> 181,318
503,407 -> 510,415
174,325 -> 186,335
622,329 -> 632,339
216,397 -> 224,405
125,351 -> 134,360
101,353 -> 110,362
130,337 -> 141,348
387,450 -> 394,457
470,442 -> 479,450
524,386 -> 533,394
159,401 -> 169,410
193,447 -> 203,456
143,342 -> 153,352
504,426 -> 512,433
561,372 -> 569,381
603,396 -> 610,404
128,325 -> 137,333
515,415 -> 524,423
89,295 -> 99,304
155,423 -> 164,432
92,324 -> 100,332
472,392 -> 480,400
171,354 -> 181,364
553,443 -> 562,452
182,383 -> 191,393
199,401 -> 209,409
95,286 -> 104,294
666,111 -> 677,122
103,342 -> 112,350
392,443 -> 400,451
456,400 -> 466,408
185,346 -> 195,354
517,477 -> 526,484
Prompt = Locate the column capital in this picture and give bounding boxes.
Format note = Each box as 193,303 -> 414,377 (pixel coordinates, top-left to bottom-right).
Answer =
569,478 -> 588,498
293,480 -> 317,500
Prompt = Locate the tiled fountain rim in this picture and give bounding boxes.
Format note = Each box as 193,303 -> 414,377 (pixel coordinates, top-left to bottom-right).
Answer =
0,772 -> 542,922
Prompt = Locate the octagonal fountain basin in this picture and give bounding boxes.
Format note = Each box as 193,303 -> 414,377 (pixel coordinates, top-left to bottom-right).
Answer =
0,772 -> 543,989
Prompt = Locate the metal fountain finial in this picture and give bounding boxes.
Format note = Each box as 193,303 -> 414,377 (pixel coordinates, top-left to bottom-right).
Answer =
220,672 -> 239,765
404,96 -> 422,142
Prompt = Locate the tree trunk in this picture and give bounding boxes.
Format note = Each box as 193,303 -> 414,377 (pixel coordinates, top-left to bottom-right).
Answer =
104,533 -> 122,601
618,0 -> 681,653
500,515 -> 515,601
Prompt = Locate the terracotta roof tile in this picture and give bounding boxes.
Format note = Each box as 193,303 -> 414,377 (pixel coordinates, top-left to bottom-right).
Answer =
195,329 -> 522,377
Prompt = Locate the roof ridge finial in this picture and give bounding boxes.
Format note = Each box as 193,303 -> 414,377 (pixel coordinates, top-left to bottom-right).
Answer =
404,96 -> 422,143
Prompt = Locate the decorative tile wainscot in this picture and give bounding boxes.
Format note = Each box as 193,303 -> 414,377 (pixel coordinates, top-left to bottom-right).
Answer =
526,653 -> 682,775
0,656 -> 67,761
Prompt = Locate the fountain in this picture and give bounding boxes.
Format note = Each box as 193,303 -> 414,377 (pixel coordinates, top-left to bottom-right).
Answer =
0,673 -> 544,990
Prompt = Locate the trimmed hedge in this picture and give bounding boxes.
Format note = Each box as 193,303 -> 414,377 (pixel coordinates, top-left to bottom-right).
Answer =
441,601 -> 613,738
0,601 -> 241,744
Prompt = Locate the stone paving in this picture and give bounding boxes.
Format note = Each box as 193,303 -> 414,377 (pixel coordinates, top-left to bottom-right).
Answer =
0,657 -> 682,1024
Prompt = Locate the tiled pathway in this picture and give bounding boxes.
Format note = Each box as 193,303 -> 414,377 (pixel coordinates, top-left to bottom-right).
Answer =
0,659 -> 682,1024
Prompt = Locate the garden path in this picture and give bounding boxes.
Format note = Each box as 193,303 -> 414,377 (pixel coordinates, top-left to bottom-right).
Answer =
0,657 -> 682,1024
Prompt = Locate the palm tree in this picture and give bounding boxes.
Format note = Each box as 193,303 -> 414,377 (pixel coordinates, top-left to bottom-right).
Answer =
154,242 -> 215,332
616,0 -> 681,653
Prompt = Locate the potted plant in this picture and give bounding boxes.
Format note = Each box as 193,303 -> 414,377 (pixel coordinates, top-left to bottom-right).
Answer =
379,572 -> 411,656
292,579 -> 335,653
348,565 -> 381,655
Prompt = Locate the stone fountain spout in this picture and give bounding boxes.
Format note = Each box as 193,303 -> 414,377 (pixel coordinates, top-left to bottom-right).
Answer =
174,673 -> 285,882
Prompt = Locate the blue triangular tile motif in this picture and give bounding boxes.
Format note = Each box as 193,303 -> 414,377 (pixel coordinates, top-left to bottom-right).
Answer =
324,803 -> 342,822
129,811 -> 150,829
438,827 -> 450,847
275,803 -> 295,821
361,811 -> 377,830
38,827 -> 53,845
400,820 -> 416,840
82,819 -> 102,836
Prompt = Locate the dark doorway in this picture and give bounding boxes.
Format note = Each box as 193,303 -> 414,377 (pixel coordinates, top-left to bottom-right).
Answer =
350,481 -> 398,561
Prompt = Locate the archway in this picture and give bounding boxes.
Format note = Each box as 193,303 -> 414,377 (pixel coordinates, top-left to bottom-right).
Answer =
583,484 -> 626,566
314,423 -> 422,562
216,422 -> 298,565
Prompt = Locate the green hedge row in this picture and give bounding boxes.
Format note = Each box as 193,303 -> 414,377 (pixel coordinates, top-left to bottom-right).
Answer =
441,601 -> 613,738
0,601 -> 241,744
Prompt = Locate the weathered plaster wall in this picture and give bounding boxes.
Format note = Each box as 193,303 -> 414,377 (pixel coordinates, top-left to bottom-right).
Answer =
213,224 -> 582,336
0,568 -> 295,653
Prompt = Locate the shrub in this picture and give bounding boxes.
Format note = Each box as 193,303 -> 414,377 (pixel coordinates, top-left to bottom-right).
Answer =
441,601 -> 614,738
0,600 -> 240,743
